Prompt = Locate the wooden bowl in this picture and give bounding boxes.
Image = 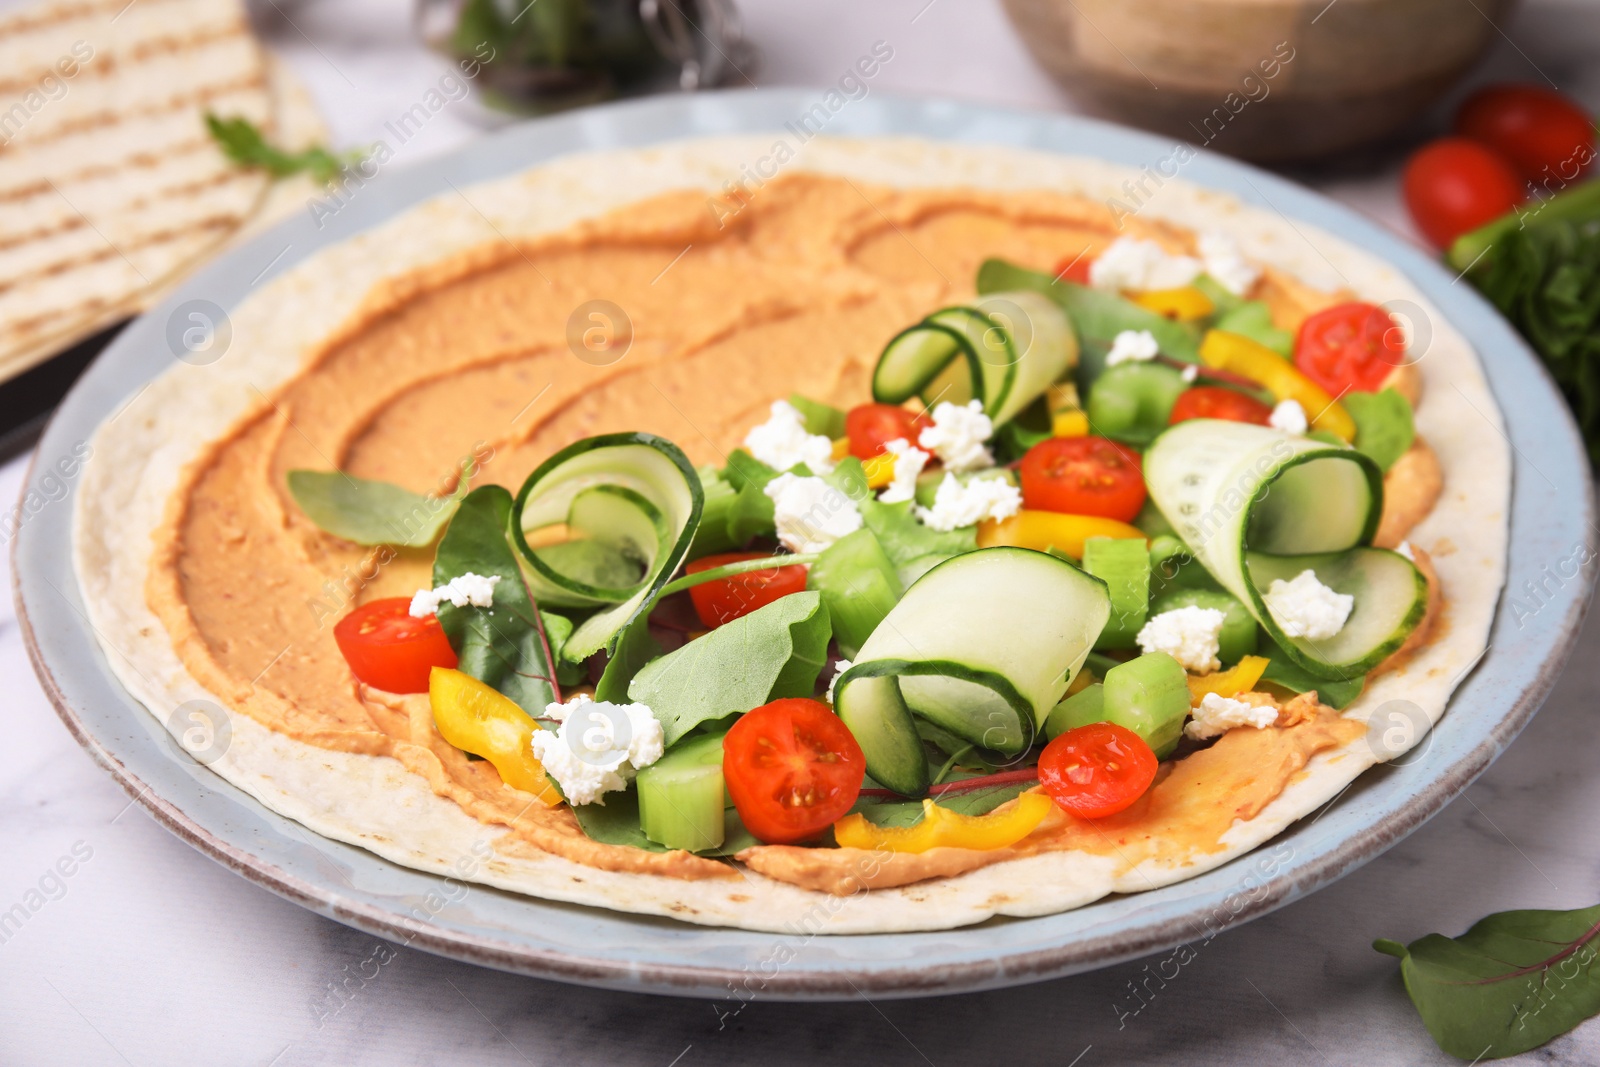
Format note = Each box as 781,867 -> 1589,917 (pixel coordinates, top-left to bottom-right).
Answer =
999,0 -> 1515,162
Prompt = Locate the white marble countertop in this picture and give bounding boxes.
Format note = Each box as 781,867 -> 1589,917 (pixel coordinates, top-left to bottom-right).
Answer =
6,0 -> 1600,1063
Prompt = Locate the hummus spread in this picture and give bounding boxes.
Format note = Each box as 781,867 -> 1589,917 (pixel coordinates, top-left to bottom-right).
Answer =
146,174 -> 1437,892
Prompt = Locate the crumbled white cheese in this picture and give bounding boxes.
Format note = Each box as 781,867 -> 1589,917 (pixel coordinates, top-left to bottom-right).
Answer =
1264,569 -> 1353,641
917,399 -> 995,472
914,472 -> 1022,532
1185,692 -> 1277,741
1396,541 -> 1415,561
1106,329 -> 1161,367
827,659 -> 852,704
409,572 -> 500,618
877,438 -> 930,505
764,472 -> 863,553
743,399 -> 836,474
1198,232 -> 1261,296
530,695 -> 664,806
1136,606 -> 1226,674
1181,363 -> 1199,383
1089,237 -> 1202,292
1269,398 -> 1309,436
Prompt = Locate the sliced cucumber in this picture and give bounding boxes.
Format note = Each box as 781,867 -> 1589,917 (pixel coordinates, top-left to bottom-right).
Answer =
637,731 -> 726,852
1144,419 -> 1424,678
871,291 -> 1077,426
835,547 -> 1109,789
511,433 -> 702,661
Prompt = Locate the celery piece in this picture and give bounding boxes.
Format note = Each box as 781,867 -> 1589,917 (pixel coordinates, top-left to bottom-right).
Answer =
637,732 -> 727,852
1085,362 -> 1188,447
1044,682 -> 1105,740
807,528 -> 903,658
1084,536 -> 1151,650
1102,652 -> 1190,758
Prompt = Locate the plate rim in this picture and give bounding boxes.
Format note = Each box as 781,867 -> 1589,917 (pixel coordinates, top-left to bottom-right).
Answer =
14,86 -> 1597,1000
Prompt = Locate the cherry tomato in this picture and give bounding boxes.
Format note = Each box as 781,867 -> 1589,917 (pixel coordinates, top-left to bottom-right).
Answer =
1019,436 -> 1146,522
1038,721 -> 1158,819
334,597 -> 458,693
723,697 -> 866,844
1054,252 -> 1093,285
1294,302 -> 1407,395
685,552 -> 809,628
1167,386 -> 1273,426
1455,84 -> 1596,183
845,403 -> 923,460
1402,137 -> 1526,249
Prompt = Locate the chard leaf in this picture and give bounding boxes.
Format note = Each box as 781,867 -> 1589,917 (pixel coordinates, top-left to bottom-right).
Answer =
287,469 -> 462,547
433,486 -> 558,715
628,590 -> 832,745
1376,903 -> 1600,1060
1345,388 -> 1415,472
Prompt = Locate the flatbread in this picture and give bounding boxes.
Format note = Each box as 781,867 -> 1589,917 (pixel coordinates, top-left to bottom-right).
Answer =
72,136 -> 1509,933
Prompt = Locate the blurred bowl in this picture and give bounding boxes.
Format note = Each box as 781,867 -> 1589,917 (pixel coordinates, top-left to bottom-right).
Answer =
1000,0 -> 1516,162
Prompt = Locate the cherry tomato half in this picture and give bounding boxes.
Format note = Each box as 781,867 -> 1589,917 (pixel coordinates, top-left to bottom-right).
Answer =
1038,721 -> 1158,819
1294,301 -> 1407,395
723,697 -> 866,844
1455,84 -> 1596,184
845,403 -> 924,460
1054,252 -> 1093,285
684,552 -> 809,628
1019,436 -> 1146,522
1402,137 -> 1526,249
1167,386 -> 1273,426
334,597 -> 458,693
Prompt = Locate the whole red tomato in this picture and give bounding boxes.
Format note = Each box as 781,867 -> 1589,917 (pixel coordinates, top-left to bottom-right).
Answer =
1402,137 -> 1527,249
1455,84 -> 1596,184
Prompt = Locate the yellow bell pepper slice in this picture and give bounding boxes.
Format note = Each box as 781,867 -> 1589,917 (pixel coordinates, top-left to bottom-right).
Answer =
429,667 -> 561,804
1199,330 -> 1356,441
1052,410 -> 1090,437
833,792 -> 1056,854
830,437 -> 851,461
1186,655 -> 1270,706
863,452 -> 896,489
1133,286 -> 1214,321
977,510 -> 1147,558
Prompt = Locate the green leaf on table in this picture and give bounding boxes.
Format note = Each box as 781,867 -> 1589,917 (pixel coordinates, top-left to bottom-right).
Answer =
205,113 -> 364,185
1376,902 -> 1600,1060
287,469 -> 464,547
628,590 -> 832,745
1345,388 -> 1415,472
433,486 -> 558,715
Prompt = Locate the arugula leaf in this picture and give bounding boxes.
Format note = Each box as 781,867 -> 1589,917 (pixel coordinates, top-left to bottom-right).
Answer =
1258,649 -> 1364,710
1345,388 -> 1415,472
1376,902 -> 1600,1060
858,497 -> 977,570
628,590 -> 832,745
433,486 -> 558,715
723,449 -> 780,545
593,611 -> 661,703
205,113 -> 364,185
287,469 -> 462,547
688,465 -> 740,559
539,611 -> 588,687
850,781 -> 1030,827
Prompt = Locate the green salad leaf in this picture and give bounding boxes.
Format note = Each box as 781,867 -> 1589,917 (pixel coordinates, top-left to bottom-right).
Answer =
287,469 -> 464,547
1345,388 -> 1415,472
1214,300 -> 1293,357
849,780 -> 1031,828
788,393 -> 846,439
858,497 -> 977,570
570,790 -> 758,857
433,486 -> 558,715
628,590 -> 832,745
1376,902 -> 1600,1060
1258,649 -> 1364,710
688,465 -> 740,559
722,449 -> 780,545
593,611 -> 661,703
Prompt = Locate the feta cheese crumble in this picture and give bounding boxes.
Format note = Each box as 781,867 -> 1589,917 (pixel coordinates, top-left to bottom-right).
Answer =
827,659 -> 852,704
743,399 -> 836,474
1105,329 -> 1161,367
1136,605 -> 1226,674
915,472 -> 1022,532
1181,363 -> 1199,383
917,399 -> 995,472
1197,232 -> 1261,296
1089,237 -> 1202,293
530,695 -> 664,806
877,437 -> 930,504
1185,692 -> 1278,741
764,472 -> 863,553
1264,569 -> 1353,641
409,572 -> 500,618
1269,398 -> 1309,436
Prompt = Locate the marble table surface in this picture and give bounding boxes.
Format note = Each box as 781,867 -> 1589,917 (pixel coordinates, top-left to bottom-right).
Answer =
6,0 -> 1600,1063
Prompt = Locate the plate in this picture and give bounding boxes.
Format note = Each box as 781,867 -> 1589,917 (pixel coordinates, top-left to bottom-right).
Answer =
15,89 -> 1596,1000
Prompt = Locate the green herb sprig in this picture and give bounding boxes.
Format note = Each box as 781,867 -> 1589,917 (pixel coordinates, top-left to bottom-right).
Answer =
205,113 -> 366,185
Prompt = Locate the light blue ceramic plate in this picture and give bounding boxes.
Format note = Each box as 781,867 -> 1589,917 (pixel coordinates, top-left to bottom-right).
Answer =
15,90 -> 1596,1000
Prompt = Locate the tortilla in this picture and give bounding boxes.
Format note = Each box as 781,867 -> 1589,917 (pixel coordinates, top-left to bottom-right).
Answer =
72,136 -> 1508,933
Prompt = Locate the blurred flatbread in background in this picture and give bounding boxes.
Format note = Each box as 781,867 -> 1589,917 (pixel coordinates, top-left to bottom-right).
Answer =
0,0 -> 328,386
